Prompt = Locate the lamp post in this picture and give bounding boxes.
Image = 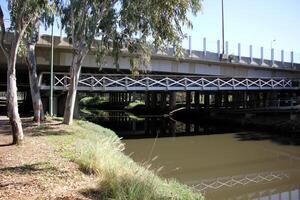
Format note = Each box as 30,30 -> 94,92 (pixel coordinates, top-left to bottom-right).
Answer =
222,0 -> 225,55
49,15 -> 54,116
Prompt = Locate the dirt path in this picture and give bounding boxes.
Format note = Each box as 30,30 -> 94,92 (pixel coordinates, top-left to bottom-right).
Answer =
0,116 -> 96,200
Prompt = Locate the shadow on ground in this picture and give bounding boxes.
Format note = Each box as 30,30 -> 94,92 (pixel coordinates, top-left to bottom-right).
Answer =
0,162 -> 59,175
31,123 -> 71,137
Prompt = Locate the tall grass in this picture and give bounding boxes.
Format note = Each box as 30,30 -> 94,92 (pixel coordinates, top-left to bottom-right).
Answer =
48,119 -> 204,200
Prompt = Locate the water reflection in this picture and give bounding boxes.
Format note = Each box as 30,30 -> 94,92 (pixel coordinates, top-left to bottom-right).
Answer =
82,109 -> 300,200
83,110 -> 240,139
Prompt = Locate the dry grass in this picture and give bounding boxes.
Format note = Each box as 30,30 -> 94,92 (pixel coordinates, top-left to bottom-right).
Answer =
47,119 -> 204,200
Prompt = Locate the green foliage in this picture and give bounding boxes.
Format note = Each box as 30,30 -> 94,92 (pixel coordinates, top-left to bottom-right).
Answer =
58,0 -> 202,73
79,96 -> 108,106
125,100 -> 145,110
7,0 -> 48,32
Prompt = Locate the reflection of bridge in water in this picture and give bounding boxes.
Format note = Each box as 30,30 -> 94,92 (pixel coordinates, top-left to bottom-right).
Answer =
192,170 -> 289,192
83,111 -> 239,139
190,170 -> 300,200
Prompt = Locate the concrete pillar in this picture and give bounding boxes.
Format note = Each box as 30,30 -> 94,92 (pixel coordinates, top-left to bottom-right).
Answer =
260,47 -> 264,65
215,92 -> 222,108
291,51 -> 294,68
53,95 -> 58,116
204,93 -> 210,108
281,50 -> 284,65
232,92 -> 237,109
186,91 -> 191,109
145,92 -> 150,108
160,93 -> 167,110
271,48 -> 275,66
189,35 -> 192,56
223,93 -> 229,108
243,91 -> 248,109
249,45 -> 253,64
151,92 -> 157,109
57,93 -> 67,116
194,91 -> 200,109
225,41 -> 229,55
203,37 -> 207,56
238,43 -> 241,62
169,92 -> 176,110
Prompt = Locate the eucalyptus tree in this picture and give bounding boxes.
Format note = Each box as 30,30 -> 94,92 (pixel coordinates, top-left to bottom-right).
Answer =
60,0 -> 202,125
24,20 -> 44,124
22,8 -> 53,124
0,0 -> 48,144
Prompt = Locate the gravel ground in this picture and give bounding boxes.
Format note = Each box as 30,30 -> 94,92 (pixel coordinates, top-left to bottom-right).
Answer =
0,116 -> 96,200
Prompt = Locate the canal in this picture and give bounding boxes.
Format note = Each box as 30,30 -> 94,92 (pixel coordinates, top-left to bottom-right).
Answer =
83,109 -> 300,200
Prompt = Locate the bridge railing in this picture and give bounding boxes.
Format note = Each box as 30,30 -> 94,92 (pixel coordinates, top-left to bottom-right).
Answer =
39,72 -> 300,91
181,36 -> 300,68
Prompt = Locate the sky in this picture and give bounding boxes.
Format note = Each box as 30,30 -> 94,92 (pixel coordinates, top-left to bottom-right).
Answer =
183,0 -> 300,60
1,0 -> 300,61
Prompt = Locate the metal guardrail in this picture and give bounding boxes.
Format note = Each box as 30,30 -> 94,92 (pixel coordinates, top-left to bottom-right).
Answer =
39,72 -> 300,92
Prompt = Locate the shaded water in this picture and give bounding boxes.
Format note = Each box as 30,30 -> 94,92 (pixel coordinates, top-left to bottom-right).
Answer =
84,110 -> 300,200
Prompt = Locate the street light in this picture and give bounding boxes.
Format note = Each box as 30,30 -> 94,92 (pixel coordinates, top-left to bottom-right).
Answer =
222,0 -> 225,55
49,15 -> 54,116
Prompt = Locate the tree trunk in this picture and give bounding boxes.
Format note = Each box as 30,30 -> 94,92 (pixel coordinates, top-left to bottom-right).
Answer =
63,54 -> 83,125
26,43 -> 44,124
7,35 -> 24,144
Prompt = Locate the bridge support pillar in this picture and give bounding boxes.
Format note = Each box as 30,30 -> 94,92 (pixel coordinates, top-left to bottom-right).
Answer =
186,91 -> 191,109
204,93 -> 210,108
56,93 -> 67,117
223,93 -> 229,108
145,92 -> 150,108
243,91 -> 248,109
215,92 -> 222,108
160,93 -> 167,110
169,92 -> 176,110
194,91 -> 200,109
151,92 -> 157,109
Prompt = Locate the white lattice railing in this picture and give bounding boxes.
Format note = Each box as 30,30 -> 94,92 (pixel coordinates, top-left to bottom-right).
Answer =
39,72 -> 300,91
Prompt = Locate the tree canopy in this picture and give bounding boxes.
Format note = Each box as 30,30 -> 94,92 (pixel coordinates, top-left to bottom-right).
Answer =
59,0 -> 202,73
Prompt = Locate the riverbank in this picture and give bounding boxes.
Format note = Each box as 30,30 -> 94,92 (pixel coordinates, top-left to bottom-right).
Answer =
0,116 -> 204,200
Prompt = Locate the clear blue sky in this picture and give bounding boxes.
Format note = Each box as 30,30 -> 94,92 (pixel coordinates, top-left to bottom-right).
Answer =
184,0 -> 300,55
1,0 -> 300,60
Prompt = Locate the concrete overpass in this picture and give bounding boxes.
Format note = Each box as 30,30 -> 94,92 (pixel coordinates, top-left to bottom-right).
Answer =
0,34 -> 300,116
1,34 -> 300,79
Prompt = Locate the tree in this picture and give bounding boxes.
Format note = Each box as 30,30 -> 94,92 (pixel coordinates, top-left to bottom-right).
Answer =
24,20 -> 44,124
60,0 -> 202,125
0,0 -> 48,144
22,8 -> 53,124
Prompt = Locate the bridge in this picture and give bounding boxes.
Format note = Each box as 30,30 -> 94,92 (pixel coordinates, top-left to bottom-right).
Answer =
1,34 -> 300,116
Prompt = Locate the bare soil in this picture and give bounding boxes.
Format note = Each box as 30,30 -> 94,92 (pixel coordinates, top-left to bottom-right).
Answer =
0,116 -> 96,200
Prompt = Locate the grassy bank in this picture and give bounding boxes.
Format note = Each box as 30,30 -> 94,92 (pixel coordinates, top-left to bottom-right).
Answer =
44,118 -> 204,200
